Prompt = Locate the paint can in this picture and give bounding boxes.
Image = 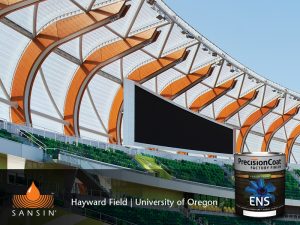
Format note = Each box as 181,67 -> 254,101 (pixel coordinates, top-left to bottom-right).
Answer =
234,152 -> 285,217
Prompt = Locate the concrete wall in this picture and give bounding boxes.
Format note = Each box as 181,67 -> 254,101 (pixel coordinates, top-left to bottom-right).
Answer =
0,137 -> 44,163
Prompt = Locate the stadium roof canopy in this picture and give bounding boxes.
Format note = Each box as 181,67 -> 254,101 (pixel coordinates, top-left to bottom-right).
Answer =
1,0 -> 300,162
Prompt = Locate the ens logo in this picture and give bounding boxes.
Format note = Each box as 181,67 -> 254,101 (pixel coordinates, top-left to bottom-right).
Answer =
12,182 -> 54,208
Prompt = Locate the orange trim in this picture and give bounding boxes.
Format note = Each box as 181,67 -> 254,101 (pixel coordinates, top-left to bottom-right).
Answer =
286,124 -> 300,162
261,106 -> 299,152
0,0 -> 24,5
235,98 -> 280,153
177,151 -> 188,155
108,49 -> 188,144
189,79 -> 237,112
216,90 -> 258,123
10,1 -> 128,125
160,64 -> 213,99
63,29 -> 159,136
0,0 -> 44,17
108,87 -> 124,143
128,49 -> 188,82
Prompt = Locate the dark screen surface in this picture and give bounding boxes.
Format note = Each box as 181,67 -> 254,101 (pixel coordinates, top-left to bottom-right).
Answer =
134,85 -> 234,154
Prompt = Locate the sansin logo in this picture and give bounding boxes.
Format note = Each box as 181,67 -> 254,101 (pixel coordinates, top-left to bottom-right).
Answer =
11,182 -> 56,217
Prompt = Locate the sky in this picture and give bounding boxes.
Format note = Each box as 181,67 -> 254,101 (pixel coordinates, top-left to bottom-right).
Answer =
164,0 -> 300,93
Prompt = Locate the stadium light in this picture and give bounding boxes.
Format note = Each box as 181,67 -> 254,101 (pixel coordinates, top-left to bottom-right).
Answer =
212,52 -> 217,57
202,45 -> 208,51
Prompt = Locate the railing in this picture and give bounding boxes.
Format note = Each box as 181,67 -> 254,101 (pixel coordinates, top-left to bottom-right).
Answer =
73,207 -> 138,225
0,118 -> 236,167
18,129 -> 46,150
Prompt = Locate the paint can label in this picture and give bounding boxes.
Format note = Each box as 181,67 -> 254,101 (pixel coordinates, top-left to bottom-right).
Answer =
234,153 -> 286,218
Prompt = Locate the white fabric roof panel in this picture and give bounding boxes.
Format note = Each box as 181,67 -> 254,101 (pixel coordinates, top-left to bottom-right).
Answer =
200,104 -> 214,119
31,72 -> 60,118
31,113 -> 63,134
72,0 -> 93,10
162,24 -> 195,56
79,90 -> 106,134
101,60 -> 122,80
143,24 -> 172,58
0,24 -> 30,91
157,68 -> 183,93
172,93 -> 185,108
59,37 -> 81,59
213,95 -> 236,116
130,1 -> 161,34
0,102 -> 10,122
123,50 -> 153,77
6,5 -> 34,33
142,77 -> 156,93
87,75 -> 120,130
186,83 -> 210,107
174,44 -> 198,74
273,126 -> 287,140
201,63 -> 221,87
36,0 -> 81,33
261,112 -> 281,133
41,53 -> 78,114
191,45 -> 215,72
81,26 -> 120,60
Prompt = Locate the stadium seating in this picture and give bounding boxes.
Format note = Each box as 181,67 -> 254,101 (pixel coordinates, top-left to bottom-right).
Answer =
272,221 -> 300,225
195,214 -> 264,225
154,155 -> 233,187
194,213 -> 300,225
29,133 -> 143,171
294,169 -> 300,177
92,206 -> 196,225
224,164 -> 234,173
2,128 -> 300,199
0,129 -> 21,143
285,171 -> 300,199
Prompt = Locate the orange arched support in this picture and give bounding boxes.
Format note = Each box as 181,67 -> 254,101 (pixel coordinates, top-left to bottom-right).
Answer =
10,1 -> 128,125
286,124 -> 300,162
160,64 -> 213,100
236,98 -> 280,153
0,0 -> 43,17
177,151 -> 188,155
216,90 -> 258,123
63,28 -> 160,136
189,79 -> 237,112
261,106 -> 299,152
108,49 -> 189,144
128,49 -> 189,82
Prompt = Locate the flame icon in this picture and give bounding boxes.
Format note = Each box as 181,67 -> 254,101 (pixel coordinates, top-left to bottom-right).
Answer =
12,182 -> 54,208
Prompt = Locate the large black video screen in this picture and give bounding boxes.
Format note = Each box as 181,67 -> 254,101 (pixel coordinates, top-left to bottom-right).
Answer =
134,85 -> 234,154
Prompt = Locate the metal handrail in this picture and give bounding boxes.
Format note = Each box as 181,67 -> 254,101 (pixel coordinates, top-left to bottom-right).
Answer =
76,207 -> 138,225
17,129 -> 46,149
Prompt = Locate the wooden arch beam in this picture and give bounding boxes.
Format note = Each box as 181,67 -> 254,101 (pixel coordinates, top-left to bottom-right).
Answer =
236,98 -> 280,153
0,0 -> 43,18
10,1 -> 129,125
216,90 -> 258,123
63,28 -> 160,136
261,106 -> 299,152
286,124 -> 300,162
108,48 -> 189,144
189,79 -> 237,112
160,64 -> 213,100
